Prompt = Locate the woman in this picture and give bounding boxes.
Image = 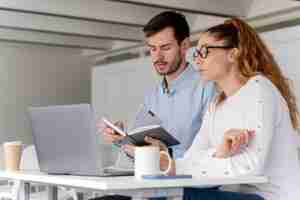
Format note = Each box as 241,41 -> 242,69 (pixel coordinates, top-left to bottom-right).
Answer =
160,18 -> 300,200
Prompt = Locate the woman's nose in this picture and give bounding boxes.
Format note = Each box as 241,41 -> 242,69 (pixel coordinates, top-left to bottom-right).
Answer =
195,56 -> 204,66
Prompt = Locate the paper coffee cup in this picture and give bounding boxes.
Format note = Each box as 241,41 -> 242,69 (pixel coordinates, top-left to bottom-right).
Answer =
3,141 -> 22,171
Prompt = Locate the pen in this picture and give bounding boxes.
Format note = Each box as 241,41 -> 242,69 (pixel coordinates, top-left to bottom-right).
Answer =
148,110 -> 155,117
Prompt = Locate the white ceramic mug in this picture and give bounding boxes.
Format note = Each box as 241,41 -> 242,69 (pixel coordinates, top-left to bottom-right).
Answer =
134,146 -> 172,179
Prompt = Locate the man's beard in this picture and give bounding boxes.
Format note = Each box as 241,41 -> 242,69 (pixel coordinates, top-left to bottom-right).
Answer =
156,55 -> 183,76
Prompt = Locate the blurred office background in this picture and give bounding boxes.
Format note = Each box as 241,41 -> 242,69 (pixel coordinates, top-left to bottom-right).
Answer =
0,0 -> 300,166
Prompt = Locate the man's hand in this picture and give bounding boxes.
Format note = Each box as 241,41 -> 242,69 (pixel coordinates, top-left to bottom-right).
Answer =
97,120 -> 125,144
144,136 -> 168,152
160,151 -> 175,175
122,144 -> 136,158
122,136 -> 168,159
214,129 -> 255,158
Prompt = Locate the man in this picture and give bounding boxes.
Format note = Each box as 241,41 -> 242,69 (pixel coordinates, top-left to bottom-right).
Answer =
93,11 -> 216,200
100,11 -> 215,161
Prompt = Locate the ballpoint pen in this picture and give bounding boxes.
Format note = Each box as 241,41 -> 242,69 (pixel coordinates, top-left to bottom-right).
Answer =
148,110 -> 155,117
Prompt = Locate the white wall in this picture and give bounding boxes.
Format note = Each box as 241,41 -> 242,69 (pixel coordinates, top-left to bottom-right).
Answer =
261,26 -> 300,121
92,56 -> 158,131
92,56 -> 159,165
261,26 -> 300,146
0,42 -> 93,145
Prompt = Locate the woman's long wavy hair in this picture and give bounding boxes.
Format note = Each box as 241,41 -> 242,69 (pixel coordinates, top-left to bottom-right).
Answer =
205,18 -> 300,132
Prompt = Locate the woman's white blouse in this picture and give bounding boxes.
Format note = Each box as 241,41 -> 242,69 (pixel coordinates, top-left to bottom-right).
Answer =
176,75 -> 300,200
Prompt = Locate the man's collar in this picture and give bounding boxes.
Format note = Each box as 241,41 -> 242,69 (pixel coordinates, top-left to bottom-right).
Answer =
160,63 -> 193,95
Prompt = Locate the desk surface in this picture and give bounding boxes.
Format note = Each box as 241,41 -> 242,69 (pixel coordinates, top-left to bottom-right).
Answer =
0,170 -> 268,191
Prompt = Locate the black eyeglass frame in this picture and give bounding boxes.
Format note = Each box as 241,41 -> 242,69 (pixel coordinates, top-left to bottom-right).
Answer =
193,45 -> 235,59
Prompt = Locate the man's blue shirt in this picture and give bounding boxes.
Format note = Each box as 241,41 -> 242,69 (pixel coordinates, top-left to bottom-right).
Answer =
137,64 -> 216,158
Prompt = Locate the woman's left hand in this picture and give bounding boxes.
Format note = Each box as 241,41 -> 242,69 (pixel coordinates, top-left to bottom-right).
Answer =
214,129 -> 255,158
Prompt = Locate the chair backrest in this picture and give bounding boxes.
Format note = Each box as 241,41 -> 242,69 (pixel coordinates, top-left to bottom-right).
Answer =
20,145 -> 40,171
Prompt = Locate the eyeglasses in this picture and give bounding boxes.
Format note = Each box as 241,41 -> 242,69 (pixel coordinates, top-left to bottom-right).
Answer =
193,45 -> 234,59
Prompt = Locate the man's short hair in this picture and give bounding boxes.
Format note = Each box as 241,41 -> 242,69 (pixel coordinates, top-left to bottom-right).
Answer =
143,11 -> 190,44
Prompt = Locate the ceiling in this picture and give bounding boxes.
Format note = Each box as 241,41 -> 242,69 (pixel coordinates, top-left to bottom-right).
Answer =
1,0 -> 300,61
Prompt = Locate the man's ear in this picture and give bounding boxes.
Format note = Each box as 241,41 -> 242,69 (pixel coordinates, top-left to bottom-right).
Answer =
180,38 -> 190,52
228,48 -> 239,62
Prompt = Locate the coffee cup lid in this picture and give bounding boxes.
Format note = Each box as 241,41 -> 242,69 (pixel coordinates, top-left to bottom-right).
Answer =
3,141 -> 22,146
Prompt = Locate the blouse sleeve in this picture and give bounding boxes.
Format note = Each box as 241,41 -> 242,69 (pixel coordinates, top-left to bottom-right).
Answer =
175,103 -> 215,175
176,77 -> 283,178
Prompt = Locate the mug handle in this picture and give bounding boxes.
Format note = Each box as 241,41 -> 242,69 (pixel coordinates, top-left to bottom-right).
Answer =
159,151 -> 172,175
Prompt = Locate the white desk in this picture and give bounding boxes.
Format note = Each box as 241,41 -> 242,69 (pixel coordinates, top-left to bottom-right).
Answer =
0,170 -> 268,200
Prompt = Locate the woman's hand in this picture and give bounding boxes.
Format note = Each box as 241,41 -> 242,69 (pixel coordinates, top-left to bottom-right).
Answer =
214,129 -> 255,158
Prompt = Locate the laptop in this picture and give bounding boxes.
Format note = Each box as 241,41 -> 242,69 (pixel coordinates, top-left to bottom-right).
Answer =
28,104 -> 134,177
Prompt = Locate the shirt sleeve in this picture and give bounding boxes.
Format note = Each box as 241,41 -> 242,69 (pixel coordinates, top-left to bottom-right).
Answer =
176,77 -> 283,178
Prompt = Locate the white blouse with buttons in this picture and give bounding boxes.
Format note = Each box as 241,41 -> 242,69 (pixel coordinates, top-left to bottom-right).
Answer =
176,75 -> 300,200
